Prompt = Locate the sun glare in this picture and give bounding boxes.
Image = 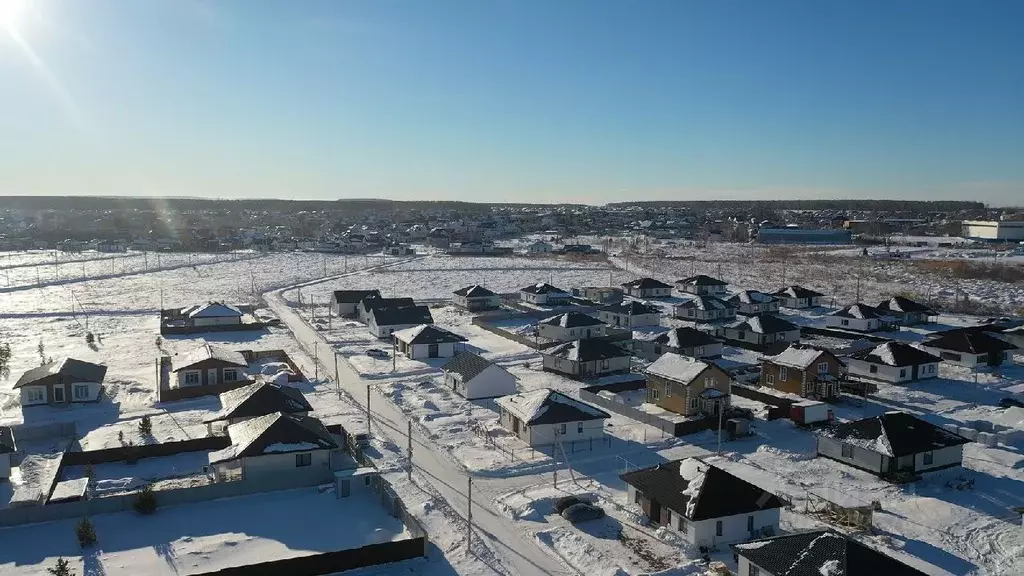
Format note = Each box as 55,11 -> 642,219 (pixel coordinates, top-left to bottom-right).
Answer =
0,0 -> 29,33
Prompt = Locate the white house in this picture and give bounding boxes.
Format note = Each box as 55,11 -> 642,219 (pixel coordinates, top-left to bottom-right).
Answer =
817,411 -> 970,479
441,352 -> 518,399
846,342 -> 941,383
208,412 -> 342,483
621,458 -> 784,547
921,329 -> 1017,368
0,427 -> 15,479
719,314 -> 800,346
621,277 -> 673,299
537,312 -> 606,341
180,302 -> 243,327
676,275 -> 729,296
519,282 -> 571,305
597,300 -> 662,329
452,285 -> 501,311
771,285 -> 825,309
392,324 -> 467,359
632,327 -> 723,361
525,241 -> 553,254
330,289 -> 381,316
541,339 -> 632,380
172,343 -> 249,388
734,530 -> 931,576
367,305 -> 434,338
825,304 -> 892,332
726,290 -> 780,316
673,296 -> 736,323
876,296 -> 935,325
15,358 -> 107,407
495,388 -> 609,447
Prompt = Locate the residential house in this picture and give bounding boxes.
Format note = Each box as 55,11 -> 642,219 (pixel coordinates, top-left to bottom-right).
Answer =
622,458 -> 784,547
16,358 -> 108,406
772,285 -> 825,309
644,353 -> 731,416
208,412 -> 341,483
760,344 -> 843,399
621,277 -> 673,298
727,290 -> 780,316
825,304 -> 893,332
204,381 -> 312,434
0,427 -> 15,479
537,312 -> 606,341
367,305 -> 434,338
425,228 -> 451,248
719,314 -> 801,347
330,290 -> 381,316
733,530 -> 931,576
519,282 -> 571,305
676,275 -> 728,296
846,342 -> 941,383
542,339 -> 632,380
525,240 -> 553,254
357,296 -> 415,323
1002,325 -> 1024,350
921,329 -> 1017,368
577,286 -> 624,304
633,327 -> 723,361
597,300 -> 662,329
179,302 -> 243,327
673,296 -> 736,323
876,296 -> 935,325
452,285 -> 501,311
817,411 -> 970,478
441,352 -> 518,400
495,388 -> 609,447
392,324 -> 467,359
172,344 -> 249,388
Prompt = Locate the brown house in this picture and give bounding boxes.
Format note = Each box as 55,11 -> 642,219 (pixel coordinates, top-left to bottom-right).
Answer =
16,358 -> 108,407
760,344 -> 843,399
644,353 -> 731,417
172,344 -> 250,389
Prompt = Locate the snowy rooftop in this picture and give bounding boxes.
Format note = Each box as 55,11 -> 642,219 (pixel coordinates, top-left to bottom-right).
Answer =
644,352 -> 712,384
495,388 -> 608,425
764,344 -> 829,370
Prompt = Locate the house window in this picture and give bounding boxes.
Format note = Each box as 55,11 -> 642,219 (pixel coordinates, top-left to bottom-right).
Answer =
941,352 -> 961,362
749,566 -> 760,576
569,329 -> 575,337
73,384 -> 90,400
295,453 -> 312,467
634,490 -> 642,504
559,423 -> 567,435
900,368 -> 907,378
577,422 -> 584,434
704,376 -> 716,389
747,515 -> 754,532
738,331 -> 746,340
817,362 -> 828,374
223,369 -> 238,382
690,398 -> 698,410
651,388 -> 660,400
752,304 -> 760,311
184,371 -> 200,385
928,364 -> 935,373
52,385 -> 65,403
654,346 -> 662,355
779,367 -> 788,381
601,359 -> 610,370
678,517 -> 688,533
26,388 -> 44,403
687,309 -> 695,317
841,319 -> 849,326
715,520 -> 723,536
766,374 -> 775,385
869,365 -> 878,374
695,346 -> 705,356
778,333 -> 786,341
923,451 -> 933,465
842,444 -> 854,458
665,384 -> 673,398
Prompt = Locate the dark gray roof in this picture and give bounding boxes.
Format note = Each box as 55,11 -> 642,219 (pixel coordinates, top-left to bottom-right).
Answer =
772,285 -> 825,299
620,458 -> 784,521
207,382 -> 312,423
0,426 -> 15,455
725,314 -> 798,334
831,303 -> 887,320
876,296 -> 933,315
848,342 -> 941,367
545,339 -> 631,362
733,530 -> 930,576
495,389 -> 609,425
453,285 -> 497,297
392,324 -> 467,345
332,289 -> 381,304
362,296 -> 416,311
539,312 -> 604,328
727,290 -> 778,305
371,305 -> 434,327
822,411 -> 969,457
520,282 -> 569,295
675,295 -> 733,311
621,277 -> 672,290
677,275 -> 727,286
174,344 -> 248,372
14,358 -> 108,389
211,412 -> 338,463
599,301 -> 661,316
442,352 -> 504,381
924,329 -> 1017,354
652,327 -> 719,349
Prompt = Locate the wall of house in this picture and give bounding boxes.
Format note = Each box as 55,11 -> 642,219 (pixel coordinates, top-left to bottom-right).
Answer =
405,342 -> 457,360
525,419 -> 605,446
457,295 -> 500,310
332,302 -> 359,316
193,316 -> 242,327
816,436 -> 884,473
677,307 -> 734,322
175,361 -> 244,388
920,347 -> 1006,369
688,508 -> 782,547
762,363 -> 807,396
600,311 -> 661,328
682,285 -> 726,296
19,385 -> 48,407
916,445 -> 964,473
846,359 -> 939,383
736,557 -> 775,576
537,323 -> 604,341
647,374 -> 692,415
237,449 -> 337,483
629,287 -> 671,298
779,296 -> 818,309
578,355 -> 630,379
542,354 -> 579,376
736,301 -> 779,316
451,365 -> 517,400
825,316 -> 878,332
0,453 -> 10,479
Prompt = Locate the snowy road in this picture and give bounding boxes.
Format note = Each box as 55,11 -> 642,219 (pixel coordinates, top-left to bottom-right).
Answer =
264,268 -> 574,576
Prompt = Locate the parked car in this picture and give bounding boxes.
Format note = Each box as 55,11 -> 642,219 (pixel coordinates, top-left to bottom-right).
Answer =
553,495 -> 588,514
561,502 -> 605,523
366,348 -> 389,359
998,397 -> 1024,409
351,432 -> 371,449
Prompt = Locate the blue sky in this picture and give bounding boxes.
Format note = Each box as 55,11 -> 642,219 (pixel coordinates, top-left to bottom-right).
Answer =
2,0 -> 1022,205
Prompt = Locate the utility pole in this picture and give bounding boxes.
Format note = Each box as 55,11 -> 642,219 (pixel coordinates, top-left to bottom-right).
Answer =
407,420 -> 413,481
366,385 -> 371,435
334,353 -> 341,399
314,342 -> 319,381
466,476 -> 473,552
717,399 -> 724,455
392,339 -> 397,372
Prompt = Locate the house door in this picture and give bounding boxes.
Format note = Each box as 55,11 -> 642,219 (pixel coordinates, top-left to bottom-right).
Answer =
586,329 -> 592,338
207,369 -> 218,385
897,455 -> 914,471
647,499 -> 662,526
52,385 -> 65,403
512,417 -> 520,434
911,364 -> 919,380
339,479 -> 351,498
428,344 -> 439,358
988,352 -> 1001,366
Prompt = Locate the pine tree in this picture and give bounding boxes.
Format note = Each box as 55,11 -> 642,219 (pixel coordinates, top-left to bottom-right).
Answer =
75,518 -> 97,548
132,484 -> 158,515
138,415 -> 153,436
47,557 -> 75,576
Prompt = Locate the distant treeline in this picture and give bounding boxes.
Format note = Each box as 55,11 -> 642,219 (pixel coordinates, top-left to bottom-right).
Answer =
606,199 -> 986,212
0,196 -> 495,213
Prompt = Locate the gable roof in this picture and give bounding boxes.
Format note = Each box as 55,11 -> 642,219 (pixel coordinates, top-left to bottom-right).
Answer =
0,426 -> 15,455
539,312 -> 604,328
183,302 -> 242,318
441,351 -> 510,382
361,296 -> 416,311
210,412 -> 338,464
645,353 -> 717,384
206,382 -> 312,423
14,358 -> 108,389
173,343 -> 248,372
453,284 -> 497,298
675,295 -> 734,312
821,411 -> 969,457
831,303 -> 888,320
370,305 -> 434,327
621,277 -> 672,290
544,339 -> 631,362
725,314 -> 798,334
392,324 -> 467,345
733,530 -> 930,576
727,290 -> 778,305
332,289 -> 381,304
764,344 -> 839,370
772,285 -> 825,299
520,282 -> 569,295
876,296 -> 933,315
599,300 -> 662,316
676,275 -> 727,287
650,327 -> 718,349
924,329 -> 1017,354
495,388 -> 608,425
620,458 -> 784,521
848,342 -> 941,367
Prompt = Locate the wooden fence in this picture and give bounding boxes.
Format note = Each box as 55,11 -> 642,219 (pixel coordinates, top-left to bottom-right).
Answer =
190,538 -> 427,576
63,435 -> 230,467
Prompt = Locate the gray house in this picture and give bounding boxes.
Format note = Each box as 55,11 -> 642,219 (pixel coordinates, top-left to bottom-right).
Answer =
172,344 -> 249,388
331,290 -> 381,316
876,296 -> 935,326
817,411 -> 970,479
727,290 -> 780,316
452,285 -> 501,311
673,295 -> 736,323
772,285 -> 825,309
542,339 -> 632,380
633,327 -> 722,361
537,312 -> 606,341
209,412 -> 341,483
621,277 -> 673,298
734,530 -> 931,576
719,314 -> 800,347
597,300 -> 662,328
676,275 -> 728,296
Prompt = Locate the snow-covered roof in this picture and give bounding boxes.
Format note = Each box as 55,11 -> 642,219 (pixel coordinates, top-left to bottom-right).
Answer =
173,343 -> 248,372
764,344 -> 832,370
495,388 -> 608,425
14,357 -> 108,389
847,342 -> 940,367
645,353 -> 714,384
772,285 -> 825,299
675,295 -> 733,311
819,411 -> 969,457
183,302 -> 243,319
520,282 -> 569,295
392,324 -> 467,345
210,412 -> 338,464
726,314 -> 798,334
538,312 -> 604,328
727,290 -> 777,305
676,275 -> 728,287
830,303 -> 887,320
453,284 -> 497,298
206,381 -> 312,423
544,339 -> 631,362
733,530 -> 924,575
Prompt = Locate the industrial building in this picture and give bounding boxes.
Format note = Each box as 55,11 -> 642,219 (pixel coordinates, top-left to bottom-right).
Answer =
961,220 -> 1024,242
